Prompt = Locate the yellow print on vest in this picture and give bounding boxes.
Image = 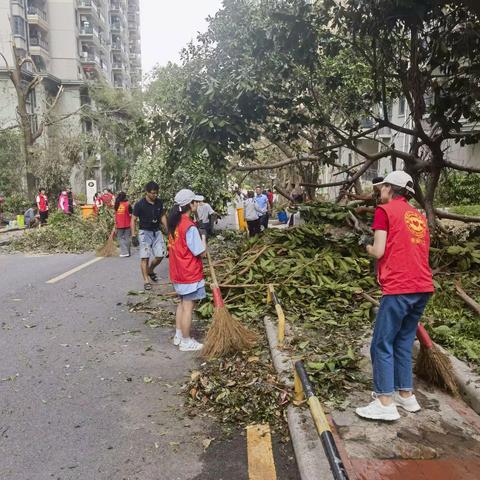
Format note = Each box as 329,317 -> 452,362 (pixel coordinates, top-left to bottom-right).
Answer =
404,211 -> 426,244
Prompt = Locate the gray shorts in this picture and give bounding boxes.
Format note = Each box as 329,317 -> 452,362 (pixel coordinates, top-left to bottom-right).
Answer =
179,286 -> 206,301
138,230 -> 165,259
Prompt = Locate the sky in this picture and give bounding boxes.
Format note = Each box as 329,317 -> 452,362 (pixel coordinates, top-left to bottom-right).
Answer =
139,0 -> 224,75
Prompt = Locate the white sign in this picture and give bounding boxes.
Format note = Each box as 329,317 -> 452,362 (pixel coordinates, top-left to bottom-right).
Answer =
86,179 -> 97,205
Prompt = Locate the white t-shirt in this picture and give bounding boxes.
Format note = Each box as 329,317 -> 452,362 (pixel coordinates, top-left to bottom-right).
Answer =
197,203 -> 214,223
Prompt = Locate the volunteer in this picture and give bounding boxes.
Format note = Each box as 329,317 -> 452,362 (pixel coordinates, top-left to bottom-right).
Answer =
168,189 -> 206,352
131,181 -> 167,290
114,192 -> 132,257
356,171 -> 434,421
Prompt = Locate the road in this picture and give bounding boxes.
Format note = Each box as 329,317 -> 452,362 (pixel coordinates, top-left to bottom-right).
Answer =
0,252 -> 299,480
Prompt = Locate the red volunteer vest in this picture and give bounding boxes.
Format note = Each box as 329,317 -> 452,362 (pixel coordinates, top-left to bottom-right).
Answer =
115,201 -> 131,229
377,198 -> 434,295
168,214 -> 204,284
36,194 -> 48,212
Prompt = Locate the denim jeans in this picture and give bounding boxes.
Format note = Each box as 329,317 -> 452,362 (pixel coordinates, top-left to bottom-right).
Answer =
371,293 -> 431,395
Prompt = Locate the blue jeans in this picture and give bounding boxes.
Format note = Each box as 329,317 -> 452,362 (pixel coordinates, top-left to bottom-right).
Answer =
371,293 -> 431,395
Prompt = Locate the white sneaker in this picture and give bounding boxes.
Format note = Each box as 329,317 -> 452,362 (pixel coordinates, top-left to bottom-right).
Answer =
179,338 -> 203,352
394,392 -> 421,412
355,395 -> 400,421
119,254 -> 130,258
173,335 -> 182,346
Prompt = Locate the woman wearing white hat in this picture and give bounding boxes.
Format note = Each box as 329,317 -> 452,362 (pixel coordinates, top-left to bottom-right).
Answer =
356,171 -> 434,421
167,189 -> 206,352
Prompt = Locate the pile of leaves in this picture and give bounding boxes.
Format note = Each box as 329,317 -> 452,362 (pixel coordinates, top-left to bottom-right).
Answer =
12,210 -> 114,253
182,202 -> 480,429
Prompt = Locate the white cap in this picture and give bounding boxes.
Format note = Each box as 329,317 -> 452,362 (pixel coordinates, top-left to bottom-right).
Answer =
174,189 -> 204,207
378,170 -> 415,194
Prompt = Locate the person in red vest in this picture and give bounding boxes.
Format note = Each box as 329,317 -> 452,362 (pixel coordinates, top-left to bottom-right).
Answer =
356,171 -> 434,421
101,188 -> 115,208
114,192 -> 132,257
36,188 -> 49,225
168,189 -> 206,352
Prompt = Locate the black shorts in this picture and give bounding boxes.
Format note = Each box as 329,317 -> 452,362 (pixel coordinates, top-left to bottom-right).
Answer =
39,211 -> 49,223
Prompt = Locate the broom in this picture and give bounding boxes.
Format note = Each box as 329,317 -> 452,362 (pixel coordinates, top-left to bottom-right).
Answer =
96,229 -> 118,257
202,250 -> 257,359
361,292 -> 458,395
414,323 -> 458,396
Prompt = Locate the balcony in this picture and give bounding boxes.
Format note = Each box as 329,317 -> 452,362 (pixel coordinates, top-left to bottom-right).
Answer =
79,25 -> 100,44
80,52 -> 101,65
30,36 -> 49,51
110,22 -> 121,33
110,1 -> 123,14
78,0 -> 98,15
27,6 -> 48,30
112,61 -> 123,70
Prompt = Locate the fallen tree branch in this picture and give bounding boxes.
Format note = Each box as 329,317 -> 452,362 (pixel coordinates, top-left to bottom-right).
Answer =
274,185 -> 295,202
435,208 -> 480,223
455,280 -> 480,316
443,160 -> 480,174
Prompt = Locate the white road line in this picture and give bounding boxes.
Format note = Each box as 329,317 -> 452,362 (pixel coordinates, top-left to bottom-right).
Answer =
46,257 -> 104,284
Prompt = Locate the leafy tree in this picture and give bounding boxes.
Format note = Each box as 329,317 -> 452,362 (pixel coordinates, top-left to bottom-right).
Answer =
0,130 -> 23,196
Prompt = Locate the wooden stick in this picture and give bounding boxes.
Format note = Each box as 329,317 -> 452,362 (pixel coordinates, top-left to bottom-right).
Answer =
455,280 -> 480,315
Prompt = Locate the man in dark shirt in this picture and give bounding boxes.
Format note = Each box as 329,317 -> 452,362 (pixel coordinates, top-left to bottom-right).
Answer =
131,181 -> 168,290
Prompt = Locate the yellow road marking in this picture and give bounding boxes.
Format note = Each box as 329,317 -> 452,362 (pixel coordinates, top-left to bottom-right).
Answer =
247,424 -> 277,480
46,257 -> 103,284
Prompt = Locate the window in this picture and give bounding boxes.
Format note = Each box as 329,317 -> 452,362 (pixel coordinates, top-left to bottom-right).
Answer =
12,15 -> 26,37
398,96 -> 406,116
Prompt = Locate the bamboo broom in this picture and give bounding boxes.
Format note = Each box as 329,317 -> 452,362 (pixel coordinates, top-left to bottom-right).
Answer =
96,229 -> 118,257
202,250 -> 257,359
361,292 -> 458,395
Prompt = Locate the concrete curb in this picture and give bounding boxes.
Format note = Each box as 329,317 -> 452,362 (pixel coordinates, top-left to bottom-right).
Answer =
264,317 -> 334,480
414,340 -> 480,415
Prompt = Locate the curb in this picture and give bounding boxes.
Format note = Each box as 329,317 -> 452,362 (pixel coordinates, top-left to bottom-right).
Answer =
264,317 -> 335,480
414,341 -> 480,415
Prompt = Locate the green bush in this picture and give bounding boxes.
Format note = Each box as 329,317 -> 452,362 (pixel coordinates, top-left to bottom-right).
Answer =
450,204 -> 480,217
437,171 -> 480,206
3,194 -> 31,216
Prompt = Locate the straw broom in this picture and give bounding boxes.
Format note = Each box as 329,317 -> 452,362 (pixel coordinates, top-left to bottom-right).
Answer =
96,229 -> 118,257
361,292 -> 458,395
202,250 -> 257,359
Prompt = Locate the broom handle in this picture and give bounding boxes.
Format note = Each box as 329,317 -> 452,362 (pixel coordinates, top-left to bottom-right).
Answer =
416,323 -> 433,349
206,250 -> 219,286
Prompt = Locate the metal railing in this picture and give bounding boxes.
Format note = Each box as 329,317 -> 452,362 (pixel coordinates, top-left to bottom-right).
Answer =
30,37 -> 49,50
27,6 -> 47,21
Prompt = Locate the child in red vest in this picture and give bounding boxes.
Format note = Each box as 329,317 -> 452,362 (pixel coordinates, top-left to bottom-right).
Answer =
356,171 -> 433,421
168,189 -> 206,352
114,192 -> 132,257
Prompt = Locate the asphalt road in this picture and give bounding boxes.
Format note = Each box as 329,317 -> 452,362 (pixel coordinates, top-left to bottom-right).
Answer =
0,252 -> 299,480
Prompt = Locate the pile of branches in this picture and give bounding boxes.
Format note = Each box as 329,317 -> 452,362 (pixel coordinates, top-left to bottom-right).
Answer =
12,210 -> 114,253
184,202 -> 480,428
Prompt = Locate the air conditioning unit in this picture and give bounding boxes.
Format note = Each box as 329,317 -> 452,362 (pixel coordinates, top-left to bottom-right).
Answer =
81,52 -> 88,58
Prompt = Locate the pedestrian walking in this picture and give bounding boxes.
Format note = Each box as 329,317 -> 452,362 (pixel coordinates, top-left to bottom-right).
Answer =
244,191 -> 262,236
254,186 -> 269,230
355,171 -> 434,421
114,192 -> 132,257
168,189 -> 206,352
131,181 -> 167,290
36,188 -> 49,224
197,199 -> 215,238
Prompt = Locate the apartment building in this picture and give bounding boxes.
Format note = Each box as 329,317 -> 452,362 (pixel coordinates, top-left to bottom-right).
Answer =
321,99 -> 480,199
0,0 -> 141,190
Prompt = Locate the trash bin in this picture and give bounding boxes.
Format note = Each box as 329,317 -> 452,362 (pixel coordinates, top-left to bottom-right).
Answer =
81,205 -> 95,220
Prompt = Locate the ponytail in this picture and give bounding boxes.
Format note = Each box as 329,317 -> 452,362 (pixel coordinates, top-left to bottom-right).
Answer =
167,203 -> 192,238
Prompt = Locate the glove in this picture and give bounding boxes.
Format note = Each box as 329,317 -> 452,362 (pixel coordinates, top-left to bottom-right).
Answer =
131,235 -> 139,247
359,233 -> 373,246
